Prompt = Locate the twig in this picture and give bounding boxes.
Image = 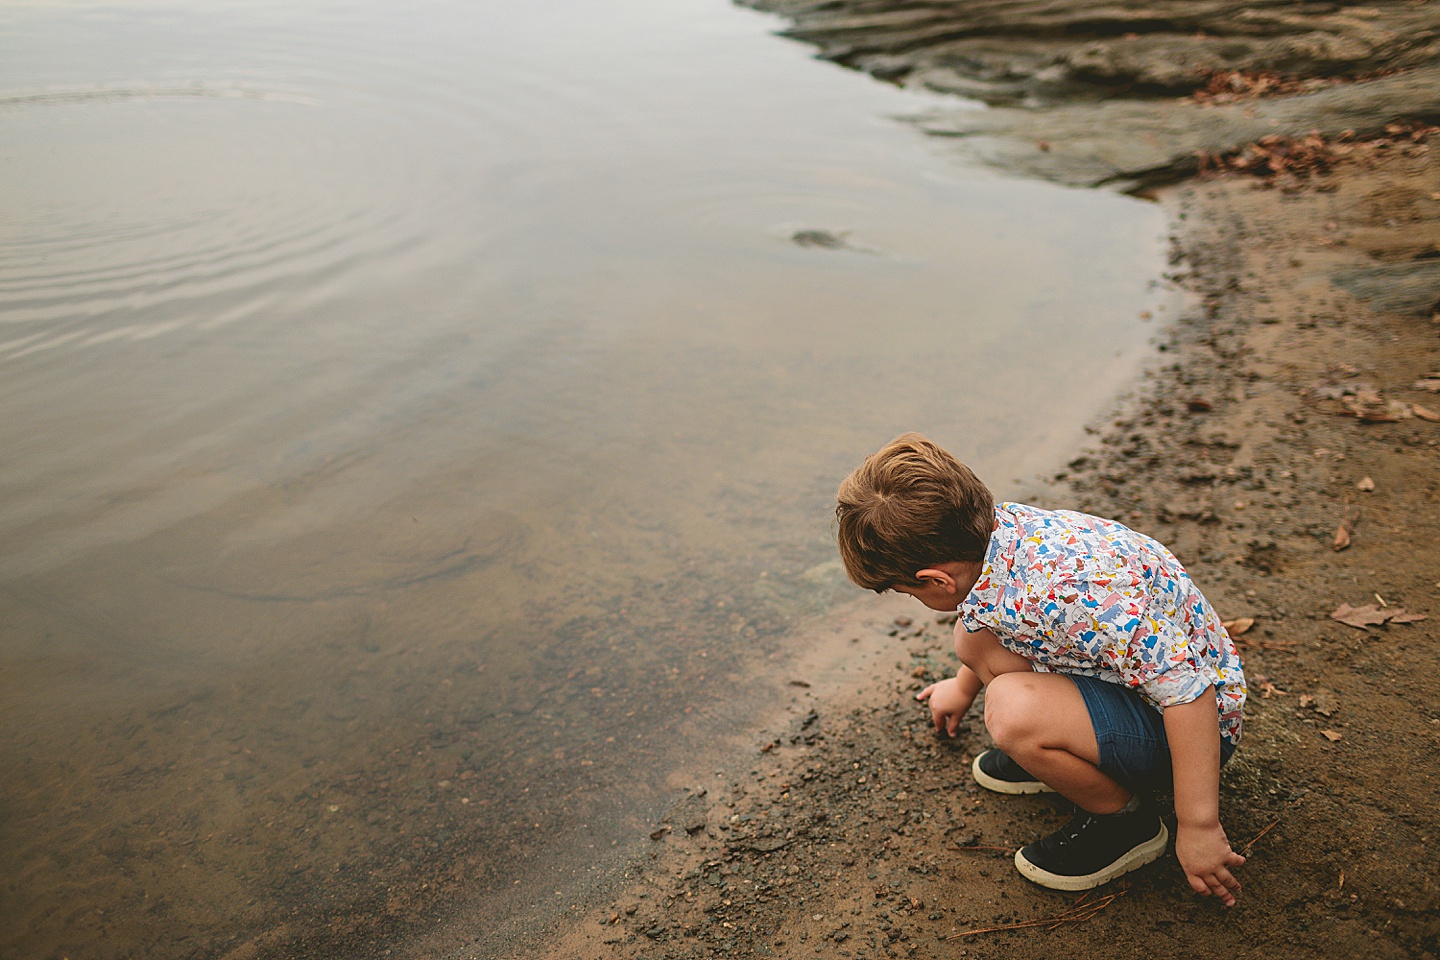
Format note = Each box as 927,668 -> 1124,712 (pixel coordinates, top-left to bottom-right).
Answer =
1240,818 -> 1281,855
954,844 -> 1016,854
947,890 -> 1126,939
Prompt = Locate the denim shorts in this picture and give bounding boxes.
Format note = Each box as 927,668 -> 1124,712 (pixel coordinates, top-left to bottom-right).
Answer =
1069,674 -> 1236,790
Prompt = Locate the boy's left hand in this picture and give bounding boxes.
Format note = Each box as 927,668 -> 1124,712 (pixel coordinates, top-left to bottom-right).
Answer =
1175,821 -> 1245,907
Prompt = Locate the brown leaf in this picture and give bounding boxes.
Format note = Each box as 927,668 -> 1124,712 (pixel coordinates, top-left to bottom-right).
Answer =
1412,403 -> 1440,422
1332,523 -> 1351,551
1330,602 -> 1387,628
1329,603 -> 1426,628
1223,617 -> 1255,636
1320,730 -> 1342,742
1307,691 -> 1338,717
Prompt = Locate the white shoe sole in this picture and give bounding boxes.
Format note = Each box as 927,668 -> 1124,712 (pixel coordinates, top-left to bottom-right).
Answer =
1014,821 -> 1170,891
970,752 -> 1057,795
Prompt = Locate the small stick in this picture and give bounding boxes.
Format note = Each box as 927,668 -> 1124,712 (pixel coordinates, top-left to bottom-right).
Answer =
1240,818 -> 1281,855
954,845 -> 1016,854
947,890 -> 1125,940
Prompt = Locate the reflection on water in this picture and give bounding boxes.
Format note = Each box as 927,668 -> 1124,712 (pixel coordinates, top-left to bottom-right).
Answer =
0,0 -> 1168,956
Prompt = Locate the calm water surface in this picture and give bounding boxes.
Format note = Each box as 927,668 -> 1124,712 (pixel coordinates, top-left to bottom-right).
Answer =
0,1 -> 1169,956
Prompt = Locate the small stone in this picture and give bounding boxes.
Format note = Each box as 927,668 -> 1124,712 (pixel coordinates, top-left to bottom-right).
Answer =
1357,476 -> 1375,492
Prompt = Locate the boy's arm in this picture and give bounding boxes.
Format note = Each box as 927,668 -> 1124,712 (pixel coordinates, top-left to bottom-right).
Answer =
918,627 -> 1033,735
1163,686 -> 1245,906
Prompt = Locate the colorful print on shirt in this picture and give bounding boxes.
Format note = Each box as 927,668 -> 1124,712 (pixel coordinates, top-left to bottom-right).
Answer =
959,502 -> 1246,745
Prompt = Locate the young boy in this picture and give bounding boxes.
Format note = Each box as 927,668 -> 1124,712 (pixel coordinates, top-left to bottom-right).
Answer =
836,433 -> 1247,905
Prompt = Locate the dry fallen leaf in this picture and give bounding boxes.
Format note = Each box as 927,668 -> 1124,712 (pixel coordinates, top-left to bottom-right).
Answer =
1356,476 -> 1375,492
1332,523 -> 1351,551
1312,691 -> 1337,717
1320,730 -> 1342,742
1330,603 -> 1427,628
1413,403 -> 1440,423
1223,617 -> 1256,636
1330,602 -> 1387,628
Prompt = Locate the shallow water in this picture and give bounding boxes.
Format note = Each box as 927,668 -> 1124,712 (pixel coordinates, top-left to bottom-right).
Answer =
0,0 -> 1169,956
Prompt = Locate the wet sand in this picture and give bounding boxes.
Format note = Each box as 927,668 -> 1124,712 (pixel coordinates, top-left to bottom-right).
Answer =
543,5 -> 1440,959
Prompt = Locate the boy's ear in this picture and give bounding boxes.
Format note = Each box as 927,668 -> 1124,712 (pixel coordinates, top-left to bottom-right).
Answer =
914,567 -> 957,592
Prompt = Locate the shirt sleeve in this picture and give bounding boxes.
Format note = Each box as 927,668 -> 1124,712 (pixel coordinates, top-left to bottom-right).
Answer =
1127,617 -> 1219,708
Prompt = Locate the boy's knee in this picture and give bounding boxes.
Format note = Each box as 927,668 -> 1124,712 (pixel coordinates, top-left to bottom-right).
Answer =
983,672 -> 1042,748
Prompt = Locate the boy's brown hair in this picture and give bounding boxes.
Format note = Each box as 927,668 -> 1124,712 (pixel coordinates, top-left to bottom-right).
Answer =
835,432 -> 994,591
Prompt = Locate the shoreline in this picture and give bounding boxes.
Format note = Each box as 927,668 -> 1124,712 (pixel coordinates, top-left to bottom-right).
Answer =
535,8 -> 1440,958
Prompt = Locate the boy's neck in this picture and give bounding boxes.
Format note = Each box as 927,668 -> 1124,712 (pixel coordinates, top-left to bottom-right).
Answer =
948,560 -> 984,598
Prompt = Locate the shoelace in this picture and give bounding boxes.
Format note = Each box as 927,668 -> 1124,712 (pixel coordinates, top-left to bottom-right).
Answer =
1059,813 -> 1101,846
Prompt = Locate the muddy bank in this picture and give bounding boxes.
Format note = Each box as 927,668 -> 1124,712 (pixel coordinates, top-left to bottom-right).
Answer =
540,6 -> 1440,960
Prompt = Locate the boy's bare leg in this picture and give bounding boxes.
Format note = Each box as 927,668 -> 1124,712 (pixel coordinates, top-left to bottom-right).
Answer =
955,626 -> 1129,814
983,673 -> 1131,814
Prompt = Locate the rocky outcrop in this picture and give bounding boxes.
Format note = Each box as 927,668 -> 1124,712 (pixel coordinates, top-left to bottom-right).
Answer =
747,0 -> 1440,105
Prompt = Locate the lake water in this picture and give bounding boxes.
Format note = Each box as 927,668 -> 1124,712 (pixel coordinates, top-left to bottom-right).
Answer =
0,1 -> 1169,956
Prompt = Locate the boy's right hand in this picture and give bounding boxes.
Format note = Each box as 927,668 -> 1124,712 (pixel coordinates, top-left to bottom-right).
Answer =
916,676 -> 976,737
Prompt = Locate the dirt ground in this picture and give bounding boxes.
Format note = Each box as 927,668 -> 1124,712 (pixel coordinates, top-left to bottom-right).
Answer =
540,11 -> 1440,960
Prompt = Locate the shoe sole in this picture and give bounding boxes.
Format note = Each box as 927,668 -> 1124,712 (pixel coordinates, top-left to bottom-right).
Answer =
1013,821 -> 1170,891
970,753 -> 1057,795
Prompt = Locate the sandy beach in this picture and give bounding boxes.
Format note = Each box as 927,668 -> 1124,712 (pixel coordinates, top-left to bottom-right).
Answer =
541,4 -> 1440,958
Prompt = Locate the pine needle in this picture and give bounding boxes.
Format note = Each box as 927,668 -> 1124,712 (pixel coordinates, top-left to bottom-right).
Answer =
1239,818 -> 1281,855
946,889 -> 1127,939
954,844 -> 1016,854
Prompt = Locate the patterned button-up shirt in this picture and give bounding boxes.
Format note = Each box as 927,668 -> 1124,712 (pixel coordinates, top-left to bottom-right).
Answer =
959,502 -> 1245,744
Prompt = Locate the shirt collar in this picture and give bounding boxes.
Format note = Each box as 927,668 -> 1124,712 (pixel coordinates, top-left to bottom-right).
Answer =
962,503 -> 1018,612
